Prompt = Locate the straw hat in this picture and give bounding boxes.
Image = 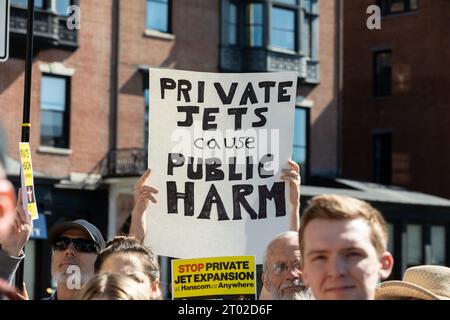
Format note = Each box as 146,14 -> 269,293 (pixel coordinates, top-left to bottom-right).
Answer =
375,265 -> 450,300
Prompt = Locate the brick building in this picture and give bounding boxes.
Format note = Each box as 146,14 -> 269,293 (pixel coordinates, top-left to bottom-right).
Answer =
343,0 -> 450,199
0,0 -> 111,298
342,0 -> 450,274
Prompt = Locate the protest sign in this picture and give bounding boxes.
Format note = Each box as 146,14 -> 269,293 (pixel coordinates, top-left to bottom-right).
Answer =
172,256 -> 256,300
19,142 -> 38,220
146,69 -> 297,263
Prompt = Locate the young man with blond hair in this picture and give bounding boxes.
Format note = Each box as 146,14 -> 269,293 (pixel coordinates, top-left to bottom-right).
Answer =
299,194 -> 394,300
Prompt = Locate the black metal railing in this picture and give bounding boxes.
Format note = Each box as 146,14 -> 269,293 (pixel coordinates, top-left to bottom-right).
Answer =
99,148 -> 148,178
220,46 -> 319,84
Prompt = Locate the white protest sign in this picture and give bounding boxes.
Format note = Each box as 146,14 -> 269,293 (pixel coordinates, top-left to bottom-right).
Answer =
146,69 -> 297,264
0,0 -> 9,62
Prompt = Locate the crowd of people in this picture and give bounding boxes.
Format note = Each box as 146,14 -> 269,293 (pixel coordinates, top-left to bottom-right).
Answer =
0,128 -> 449,301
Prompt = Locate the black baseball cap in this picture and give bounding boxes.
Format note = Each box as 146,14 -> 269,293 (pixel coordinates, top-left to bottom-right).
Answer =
49,219 -> 106,251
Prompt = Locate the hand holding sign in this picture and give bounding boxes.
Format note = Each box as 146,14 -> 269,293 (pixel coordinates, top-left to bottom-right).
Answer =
281,160 -> 301,231
129,169 -> 159,243
0,189 -> 32,257
281,160 -> 301,207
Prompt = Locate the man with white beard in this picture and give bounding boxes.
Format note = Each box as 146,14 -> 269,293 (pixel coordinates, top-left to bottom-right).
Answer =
261,231 -> 312,300
43,220 -> 105,300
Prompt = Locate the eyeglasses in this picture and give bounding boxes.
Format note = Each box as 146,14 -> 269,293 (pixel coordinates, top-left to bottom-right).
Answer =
271,260 -> 302,275
52,237 -> 99,254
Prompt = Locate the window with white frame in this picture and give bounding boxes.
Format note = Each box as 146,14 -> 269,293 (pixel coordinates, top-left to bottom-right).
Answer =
271,4 -> 296,51
40,75 -> 71,148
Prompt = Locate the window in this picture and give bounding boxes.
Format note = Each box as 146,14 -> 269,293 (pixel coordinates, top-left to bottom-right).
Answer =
144,89 -> 149,150
379,0 -> 418,15
228,3 -> 238,45
146,0 -> 170,33
11,0 -> 45,9
301,0 -> 318,57
406,224 -> 423,267
373,132 -> 392,184
292,107 -> 309,182
246,3 -> 264,47
271,6 -> 296,51
40,75 -> 70,148
374,51 -> 392,97
302,11 -> 311,56
430,225 -> 446,265
11,0 -> 73,13
55,0 -> 71,16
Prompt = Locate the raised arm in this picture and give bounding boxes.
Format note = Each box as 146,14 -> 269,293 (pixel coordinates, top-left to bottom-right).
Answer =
0,189 -> 32,284
128,169 -> 159,243
281,160 -> 301,231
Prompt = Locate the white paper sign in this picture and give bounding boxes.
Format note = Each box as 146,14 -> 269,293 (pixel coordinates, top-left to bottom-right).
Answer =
146,69 -> 297,264
0,0 -> 9,62
19,142 -> 38,220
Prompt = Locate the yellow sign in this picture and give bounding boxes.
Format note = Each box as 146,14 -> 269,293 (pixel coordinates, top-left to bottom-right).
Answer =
172,256 -> 256,300
19,143 -> 38,220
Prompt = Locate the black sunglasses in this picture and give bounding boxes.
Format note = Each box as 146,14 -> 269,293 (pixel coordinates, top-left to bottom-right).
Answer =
52,237 -> 99,254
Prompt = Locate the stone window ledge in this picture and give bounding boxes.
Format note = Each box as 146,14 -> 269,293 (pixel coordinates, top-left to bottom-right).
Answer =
143,29 -> 175,41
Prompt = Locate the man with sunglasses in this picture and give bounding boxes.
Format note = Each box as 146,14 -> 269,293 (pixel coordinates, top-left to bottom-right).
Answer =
261,231 -> 312,300
44,219 -> 105,300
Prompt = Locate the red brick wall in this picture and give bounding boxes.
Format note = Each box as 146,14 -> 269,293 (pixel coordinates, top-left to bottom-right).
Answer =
343,0 -> 450,198
0,0 -> 112,178
303,0 -> 340,177
116,0 -> 220,149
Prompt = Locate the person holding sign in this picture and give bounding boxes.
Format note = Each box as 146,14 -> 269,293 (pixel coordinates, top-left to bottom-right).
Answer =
260,159 -> 305,300
128,160 -> 302,301
129,160 -> 300,243
0,131 -> 32,299
299,194 -> 394,300
0,190 -> 32,285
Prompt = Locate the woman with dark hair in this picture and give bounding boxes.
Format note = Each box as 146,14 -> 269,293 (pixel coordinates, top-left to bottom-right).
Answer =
95,236 -> 162,300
